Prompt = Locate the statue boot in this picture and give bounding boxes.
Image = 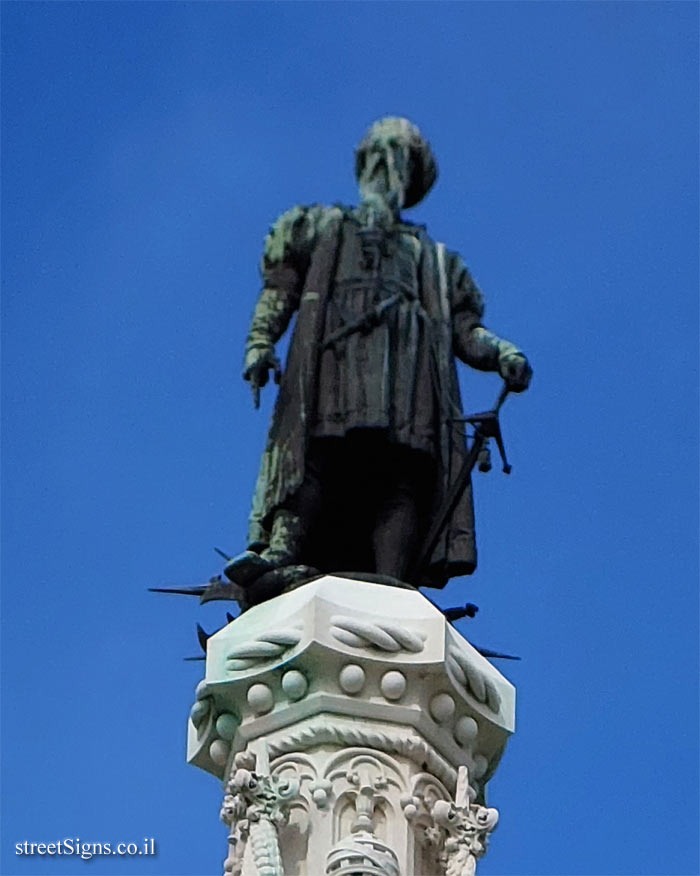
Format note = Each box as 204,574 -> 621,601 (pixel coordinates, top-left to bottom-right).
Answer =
224,510 -> 305,587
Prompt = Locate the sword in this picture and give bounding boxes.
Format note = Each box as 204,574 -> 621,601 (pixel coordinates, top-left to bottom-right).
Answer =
410,385 -> 511,584
321,292 -> 402,351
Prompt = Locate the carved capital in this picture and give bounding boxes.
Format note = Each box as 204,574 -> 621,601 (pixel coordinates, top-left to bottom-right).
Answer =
403,766 -> 499,875
189,578 -> 514,876
220,747 -> 302,876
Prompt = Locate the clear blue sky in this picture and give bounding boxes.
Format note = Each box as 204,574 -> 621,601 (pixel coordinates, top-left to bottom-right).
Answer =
2,3 -> 698,875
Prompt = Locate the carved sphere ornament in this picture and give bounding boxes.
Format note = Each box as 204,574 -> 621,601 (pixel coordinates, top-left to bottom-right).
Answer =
190,698 -> 210,729
455,716 -> 479,747
430,692 -> 457,724
246,683 -> 274,715
472,754 -> 489,779
209,739 -> 230,767
380,670 -> 407,701
281,669 -> 308,701
338,663 -> 366,695
215,713 -> 239,741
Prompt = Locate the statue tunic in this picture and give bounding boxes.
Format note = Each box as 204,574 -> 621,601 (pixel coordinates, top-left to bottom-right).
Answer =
245,204 -> 491,587
314,214 -> 438,454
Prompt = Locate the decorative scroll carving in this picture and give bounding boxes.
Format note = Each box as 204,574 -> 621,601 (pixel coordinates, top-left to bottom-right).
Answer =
325,750 -> 405,828
267,717 -> 457,789
403,766 -> 498,876
270,753 -> 332,810
330,615 -> 425,653
402,772 -> 456,820
220,746 -> 301,876
225,625 -> 303,671
447,647 -> 502,712
323,750 -> 402,876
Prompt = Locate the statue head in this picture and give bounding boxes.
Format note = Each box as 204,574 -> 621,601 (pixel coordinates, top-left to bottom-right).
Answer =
355,117 -> 438,210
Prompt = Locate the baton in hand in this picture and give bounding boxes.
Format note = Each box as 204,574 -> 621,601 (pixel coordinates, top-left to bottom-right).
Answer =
250,358 -> 282,409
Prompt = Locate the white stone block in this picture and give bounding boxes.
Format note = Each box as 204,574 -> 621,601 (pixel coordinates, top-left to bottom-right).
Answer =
188,576 -> 514,875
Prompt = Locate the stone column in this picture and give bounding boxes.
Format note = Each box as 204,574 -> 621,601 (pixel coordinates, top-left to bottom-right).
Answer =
187,576 -> 514,876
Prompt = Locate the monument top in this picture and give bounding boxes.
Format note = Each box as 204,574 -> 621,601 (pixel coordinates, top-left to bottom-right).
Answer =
221,116 -> 532,608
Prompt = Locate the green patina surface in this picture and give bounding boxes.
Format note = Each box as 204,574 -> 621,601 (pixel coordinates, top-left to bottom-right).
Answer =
235,118 -> 532,595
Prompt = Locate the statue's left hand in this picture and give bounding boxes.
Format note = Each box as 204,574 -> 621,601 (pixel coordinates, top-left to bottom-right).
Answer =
499,353 -> 532,393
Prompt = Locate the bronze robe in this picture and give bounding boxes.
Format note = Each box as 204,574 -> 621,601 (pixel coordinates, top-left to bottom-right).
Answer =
245,204 -> 492,588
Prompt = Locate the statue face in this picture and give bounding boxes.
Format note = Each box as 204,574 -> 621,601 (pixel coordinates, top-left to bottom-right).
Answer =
358,119 -> 413,209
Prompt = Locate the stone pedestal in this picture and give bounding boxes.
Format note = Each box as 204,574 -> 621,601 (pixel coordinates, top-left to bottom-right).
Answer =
187,576 -> 515,876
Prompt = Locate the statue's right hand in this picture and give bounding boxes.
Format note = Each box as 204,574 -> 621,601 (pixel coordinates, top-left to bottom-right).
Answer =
243,346 -> 282,408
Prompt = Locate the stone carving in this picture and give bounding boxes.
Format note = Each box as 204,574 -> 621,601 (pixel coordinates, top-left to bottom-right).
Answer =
247,683 -> 275,715
404,766 -> 498,876
226,626 -> 303,671
220,747 -> 301,876
338,663 -> 366,694
323,750 -> 403,876
429,693 -> 456,724
402,769 -> 457,870
211,738 -> 232,767
307,777 -> 333,809
216,712 -> 240,741
190,681 -> 219,761
453,716 -> 478,747
325,832 -> 400,876
435,800 -> 499,876
266,717 -> 458,790
190,694 -> 212,730
188,578 -> 514,874
447,646 -> 502,712
330,615 -> 425,653
221,813 -> 247,876
280,669 -> 308,701
188,681 -> 241,772
270,752 -> 326,811
380,669 -> 407,701
327,750 -> 403,825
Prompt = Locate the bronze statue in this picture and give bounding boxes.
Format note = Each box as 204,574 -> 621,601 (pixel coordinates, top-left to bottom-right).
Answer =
225,117 -> 531,600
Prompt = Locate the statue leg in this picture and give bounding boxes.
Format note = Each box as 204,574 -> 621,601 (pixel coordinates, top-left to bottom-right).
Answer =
259,508 -> 306,566
372,482 -> 424,581
372,447 -> 434,581
372,471 -> 422,580
225,445 -> 327,585
260,445 -> 328,565
373,481 -> 419,579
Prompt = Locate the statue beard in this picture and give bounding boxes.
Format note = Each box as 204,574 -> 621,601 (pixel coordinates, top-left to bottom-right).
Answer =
359,154 -> 408,227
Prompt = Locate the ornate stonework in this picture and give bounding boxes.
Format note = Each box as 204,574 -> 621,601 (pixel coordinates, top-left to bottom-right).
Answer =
403,766 -> 498,876
188,576 -> 514,875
